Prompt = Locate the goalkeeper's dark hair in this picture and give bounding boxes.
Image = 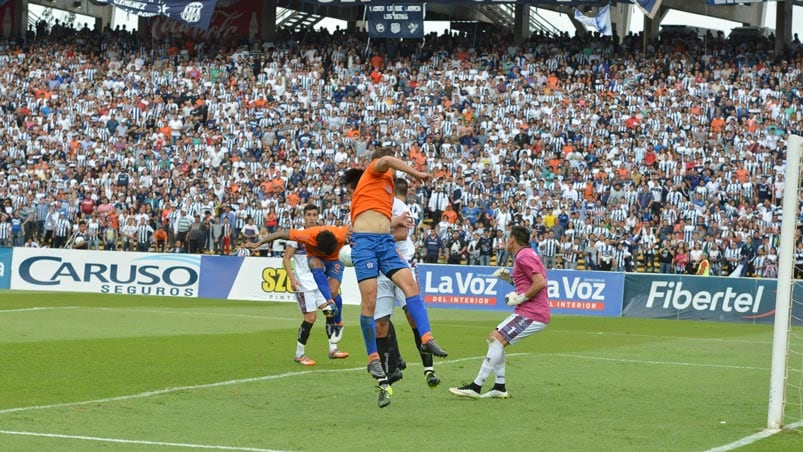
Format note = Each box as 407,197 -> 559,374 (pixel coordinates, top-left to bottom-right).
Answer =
343,168 -> 364,190
510,225 -> 530,246
303,203 -> 318,214
394,177 -> 409,197
315,230 -> 338,256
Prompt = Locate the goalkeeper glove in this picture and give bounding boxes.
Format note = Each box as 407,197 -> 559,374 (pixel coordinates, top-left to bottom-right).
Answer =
505,291 -> 527,306
492,268 -> 512,283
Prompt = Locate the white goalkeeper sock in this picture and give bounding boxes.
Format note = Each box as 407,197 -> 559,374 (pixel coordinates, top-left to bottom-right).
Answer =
493,346 -> 506,386
474,338 -> 505,387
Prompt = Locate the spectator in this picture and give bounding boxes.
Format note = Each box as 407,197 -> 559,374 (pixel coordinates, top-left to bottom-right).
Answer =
187,214 -> 209,254
0,20 -> 796,282
423,228 -> 443,264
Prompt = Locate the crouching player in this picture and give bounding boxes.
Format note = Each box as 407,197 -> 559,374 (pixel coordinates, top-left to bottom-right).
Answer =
247,210 -> 350,365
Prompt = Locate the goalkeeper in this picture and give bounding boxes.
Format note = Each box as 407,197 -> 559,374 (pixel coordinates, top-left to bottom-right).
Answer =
449,225 -> 551,399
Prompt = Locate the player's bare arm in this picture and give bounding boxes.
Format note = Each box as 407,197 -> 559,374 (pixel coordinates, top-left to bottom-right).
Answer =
374,156 -> 430,182
248,230 -> 290,248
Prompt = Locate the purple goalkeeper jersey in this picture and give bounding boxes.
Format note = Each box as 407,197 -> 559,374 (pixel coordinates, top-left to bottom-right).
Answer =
511,247 -> 551,324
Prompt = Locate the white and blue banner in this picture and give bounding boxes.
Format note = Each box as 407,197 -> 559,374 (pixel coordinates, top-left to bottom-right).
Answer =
0,248 -> 11,290
367,3 -> 425,38
10,248 -> 201,297
573,4 -> 612,36
635,0 -> 662,19
199,256 -> 362,304
419,264 -> 624,316
623,273 -> 803,326
94,0 -> 218,30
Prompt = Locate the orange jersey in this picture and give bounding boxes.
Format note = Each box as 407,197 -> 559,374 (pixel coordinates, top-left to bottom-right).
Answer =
288,225 -> 349,261
350,160 -> 394,223
154,229 -> 168,242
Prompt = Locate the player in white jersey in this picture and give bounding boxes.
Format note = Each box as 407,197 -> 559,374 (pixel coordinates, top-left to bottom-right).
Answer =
284,204 -> 349,366
374,177 -> 440,387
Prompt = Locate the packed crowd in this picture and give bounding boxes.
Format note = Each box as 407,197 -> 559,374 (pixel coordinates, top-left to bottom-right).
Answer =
0,19 -> 802,278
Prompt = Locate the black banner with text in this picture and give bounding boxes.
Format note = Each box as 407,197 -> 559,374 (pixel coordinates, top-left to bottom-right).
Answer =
367,3 -> 424,38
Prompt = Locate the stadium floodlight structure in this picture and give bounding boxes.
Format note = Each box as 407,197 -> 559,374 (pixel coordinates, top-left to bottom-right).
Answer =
768,134 -> 802,430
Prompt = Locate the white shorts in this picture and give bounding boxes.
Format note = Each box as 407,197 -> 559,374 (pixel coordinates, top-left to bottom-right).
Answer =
495,313 -> 547,345
375,274 -> 403,319
374,260 -> 418,320
296,290 -> 326,314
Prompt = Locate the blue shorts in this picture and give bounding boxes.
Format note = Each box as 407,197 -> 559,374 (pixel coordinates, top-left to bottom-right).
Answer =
352,232 -> 408,282
307,256 -> 344,283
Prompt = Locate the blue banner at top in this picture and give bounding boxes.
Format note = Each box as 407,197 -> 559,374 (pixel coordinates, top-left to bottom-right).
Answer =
95,0 -> 217,30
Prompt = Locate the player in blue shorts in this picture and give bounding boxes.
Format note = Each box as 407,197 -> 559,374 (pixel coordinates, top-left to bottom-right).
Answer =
346,149 -> 447,409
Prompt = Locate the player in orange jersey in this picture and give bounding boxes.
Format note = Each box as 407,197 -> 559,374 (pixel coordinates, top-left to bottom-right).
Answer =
346,148 -> 447,408
247,215 -> 351,363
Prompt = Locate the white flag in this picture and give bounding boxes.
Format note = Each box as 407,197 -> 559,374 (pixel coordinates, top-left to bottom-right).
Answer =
573,4 -> 613,37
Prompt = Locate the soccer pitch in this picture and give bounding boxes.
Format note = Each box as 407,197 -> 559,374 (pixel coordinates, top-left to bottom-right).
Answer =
0,291 -> 800,451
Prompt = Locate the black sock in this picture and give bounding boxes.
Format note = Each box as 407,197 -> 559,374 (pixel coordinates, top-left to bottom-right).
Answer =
325,317 -> 335,339
298,321 -> 313,345
386,320 -> 401,373
412,327 -> 433,368
376,335 -> 389,374
468,382 -> 482,392
493,383 -> 507,392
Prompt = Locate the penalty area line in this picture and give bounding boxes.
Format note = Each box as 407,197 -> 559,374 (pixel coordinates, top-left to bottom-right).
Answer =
0,429 -> 291,452
704,420 -> 803,452
0,354 -> 518,416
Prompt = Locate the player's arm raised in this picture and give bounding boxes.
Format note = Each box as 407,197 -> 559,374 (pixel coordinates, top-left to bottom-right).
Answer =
248,230 -> 291,248
374,155 -> 430,182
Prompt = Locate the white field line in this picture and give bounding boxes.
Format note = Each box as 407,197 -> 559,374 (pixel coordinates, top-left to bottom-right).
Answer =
0,429 -> 291,452
0,307 -> 80,313
548,353 -> 768,371
438,322 -> 773,345
0,354 -> 510,416
704,420 -> 803,452
90,307 -> 298,322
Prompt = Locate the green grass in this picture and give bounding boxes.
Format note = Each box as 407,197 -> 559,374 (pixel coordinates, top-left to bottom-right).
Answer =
0,291 -> 800,451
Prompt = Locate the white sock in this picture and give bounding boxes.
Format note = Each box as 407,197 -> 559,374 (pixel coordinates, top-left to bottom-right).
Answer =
296,342 -> 305,358
474,338 -> 505,388
493,346 -> 506,387
328,342 -> 337,354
